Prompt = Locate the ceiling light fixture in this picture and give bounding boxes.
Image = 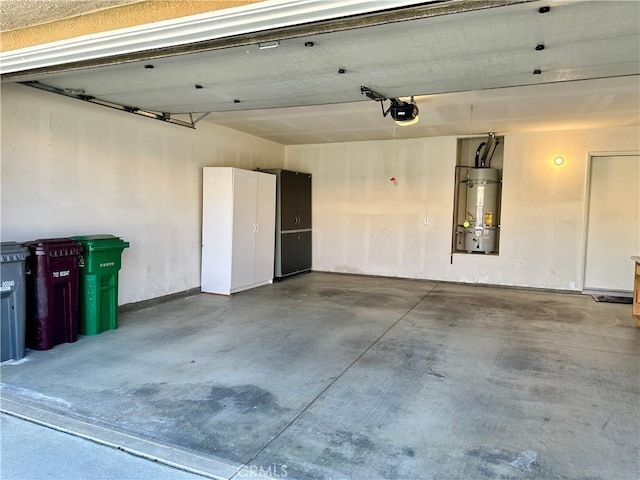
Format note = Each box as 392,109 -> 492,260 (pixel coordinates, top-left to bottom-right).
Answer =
258,41 -> 280,50
360,86 -> 419,126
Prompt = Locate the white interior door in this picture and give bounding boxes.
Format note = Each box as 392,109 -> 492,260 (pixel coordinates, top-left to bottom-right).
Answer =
583,154 -> 640,294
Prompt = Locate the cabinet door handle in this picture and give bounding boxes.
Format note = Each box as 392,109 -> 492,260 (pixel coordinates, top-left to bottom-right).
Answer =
256,223 -> 260,232
252,224 -> 257,233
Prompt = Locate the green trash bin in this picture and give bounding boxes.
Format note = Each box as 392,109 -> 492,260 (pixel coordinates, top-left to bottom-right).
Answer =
72,235 -> 129,335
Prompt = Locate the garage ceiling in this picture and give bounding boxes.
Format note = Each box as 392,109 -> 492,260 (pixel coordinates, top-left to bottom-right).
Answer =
203,76 -> 640,144
2,0 -> 639,144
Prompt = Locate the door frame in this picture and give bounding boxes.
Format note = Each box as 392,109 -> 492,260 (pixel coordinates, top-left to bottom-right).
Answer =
581,150 -> 639,295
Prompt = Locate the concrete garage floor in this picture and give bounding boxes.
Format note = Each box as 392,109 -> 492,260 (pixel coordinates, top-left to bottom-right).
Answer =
1,272 -> 638,480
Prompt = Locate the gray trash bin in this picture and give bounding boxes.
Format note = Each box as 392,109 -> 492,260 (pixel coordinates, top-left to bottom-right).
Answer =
1,242 -> 29,361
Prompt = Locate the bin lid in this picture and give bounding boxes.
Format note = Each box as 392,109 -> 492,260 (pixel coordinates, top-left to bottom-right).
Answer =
0,242 -> 29,262
25,238 -> 83,257
72,234 -> 130,251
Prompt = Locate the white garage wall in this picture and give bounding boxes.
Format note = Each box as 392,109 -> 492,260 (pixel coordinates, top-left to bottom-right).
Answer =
1,83 -> 285,305
285,126 -> 639,290
284,137 -> 457,279
3,82 -> 637,301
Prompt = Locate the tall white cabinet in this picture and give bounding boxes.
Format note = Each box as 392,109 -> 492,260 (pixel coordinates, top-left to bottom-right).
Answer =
201,167 -> 276,295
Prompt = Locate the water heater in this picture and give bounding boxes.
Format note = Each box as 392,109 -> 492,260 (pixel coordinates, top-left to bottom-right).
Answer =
464,168 -> 500,253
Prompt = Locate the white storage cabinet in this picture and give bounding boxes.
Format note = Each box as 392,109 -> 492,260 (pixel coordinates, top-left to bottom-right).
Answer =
201,167 -> 276,294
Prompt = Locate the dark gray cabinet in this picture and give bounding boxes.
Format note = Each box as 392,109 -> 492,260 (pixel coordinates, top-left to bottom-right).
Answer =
281,170 -> 312,231
261,169 -> 312,278
281,231 -> 312,276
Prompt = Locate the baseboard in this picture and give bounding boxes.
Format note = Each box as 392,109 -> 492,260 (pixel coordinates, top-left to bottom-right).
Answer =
311,270 -> 584,295
118,287 -> 202,313
582,288 -> 633,298
118,274 -> 600,314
